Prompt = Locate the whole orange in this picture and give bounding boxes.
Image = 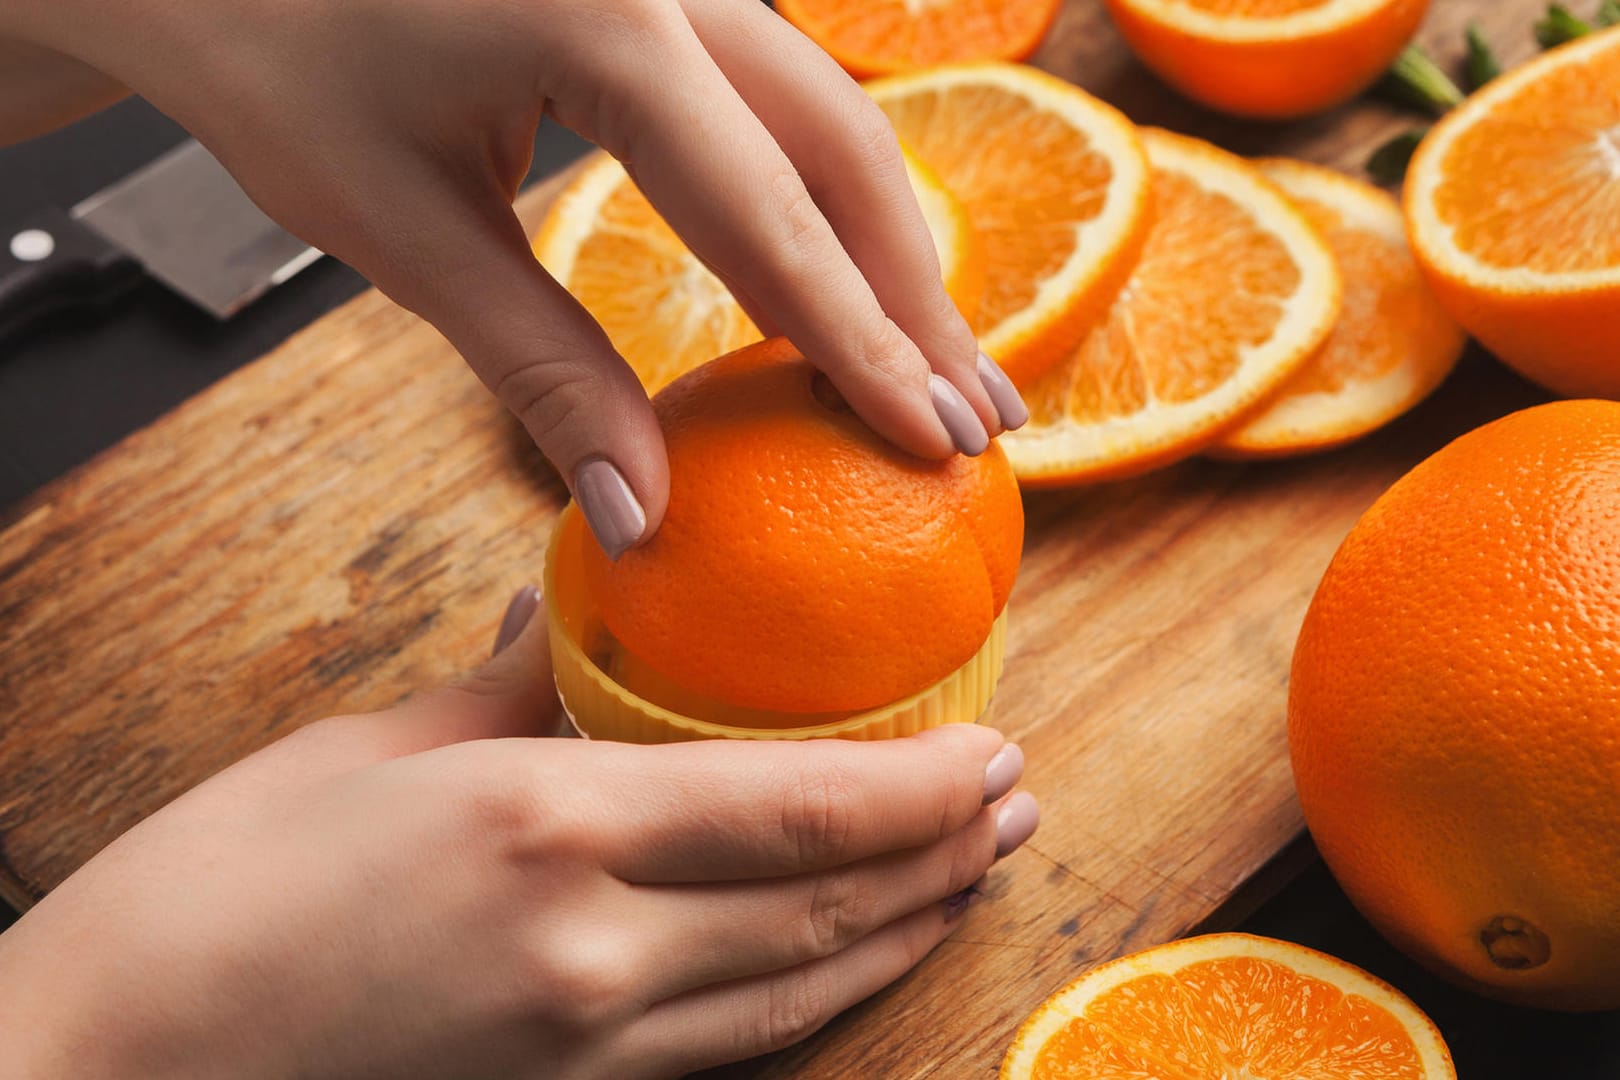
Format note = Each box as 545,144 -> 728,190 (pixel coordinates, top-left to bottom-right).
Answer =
582,338 -> 1023,716
1289,400 -> 1620,1010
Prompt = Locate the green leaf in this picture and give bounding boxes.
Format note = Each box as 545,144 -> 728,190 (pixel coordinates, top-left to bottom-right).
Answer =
1535,4 -> 1593,48
1376,44 -> 1466,116
1465,23 -> 1502,89
1598,0 -> 1620,27
1366,129 -> 1429,185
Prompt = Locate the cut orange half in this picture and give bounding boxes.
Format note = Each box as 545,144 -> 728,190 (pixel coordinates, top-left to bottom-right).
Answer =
1216,159 -> 1466,458
531,148 -> 982,396
1001,934 -> 1456,1079
776,0 -> 1062,78
1405,26 -> 1620,399
1001,129 -> 1341,486
867,63 -> 1153,386
1104,0 -> 1431,119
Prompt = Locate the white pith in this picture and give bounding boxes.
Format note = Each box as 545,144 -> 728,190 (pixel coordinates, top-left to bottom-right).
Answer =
1113,0 -> 1398,42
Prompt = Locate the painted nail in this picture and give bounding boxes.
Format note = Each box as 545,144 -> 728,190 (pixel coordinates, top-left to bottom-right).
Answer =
574,458 -> 647,561
492,585 -> 541,658
976,350 -> 1030,431
943,877 -> 987,923
982,743 -> 1025,805
994,791 -> 1040,860
928,374 -> 990,457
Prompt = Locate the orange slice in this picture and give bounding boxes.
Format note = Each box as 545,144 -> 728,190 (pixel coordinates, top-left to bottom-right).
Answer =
1104,0 -> 1431,118
776,0 -> 1062,78
1001,934 -> 1456,1079
531,148 -> 982,396
867,63 -> 1153,386
1216,159 -> 1466,458
1405,26 -> 1620,399
1000,128 -> 1341,486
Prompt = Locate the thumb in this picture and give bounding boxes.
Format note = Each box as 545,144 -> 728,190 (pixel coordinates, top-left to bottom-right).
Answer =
441,584 -> 571,740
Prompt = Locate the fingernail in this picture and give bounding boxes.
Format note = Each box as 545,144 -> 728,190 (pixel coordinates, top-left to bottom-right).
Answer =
982,743 -> 1024,806
574,458 -> 647,561
994,791 -> 1040,860
976,350 -> 1030,431
493,585 -> 541,657
928,374 -> 990,457
942,877 -> 986,923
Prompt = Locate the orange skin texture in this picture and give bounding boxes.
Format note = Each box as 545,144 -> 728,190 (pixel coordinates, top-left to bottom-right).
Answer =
1288,400 -> 1620,1010
583,338 -> 1023,715
775,0 -> 1062,79
1104,0 -> 1429,119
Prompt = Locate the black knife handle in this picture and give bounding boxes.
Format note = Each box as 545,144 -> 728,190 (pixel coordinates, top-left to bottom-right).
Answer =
0,207 -> 144,341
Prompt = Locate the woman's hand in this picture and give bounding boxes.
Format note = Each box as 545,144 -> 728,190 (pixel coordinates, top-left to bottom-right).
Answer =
5,0 -> 1029,558
0,589 -> 1037,1079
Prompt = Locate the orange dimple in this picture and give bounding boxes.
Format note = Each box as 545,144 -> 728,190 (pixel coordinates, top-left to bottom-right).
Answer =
1004,936 -> 1453,1079
583,338 -> 1022,718
775,0 -> 1061,78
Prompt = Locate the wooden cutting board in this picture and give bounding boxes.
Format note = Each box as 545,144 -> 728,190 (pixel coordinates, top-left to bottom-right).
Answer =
0,0 -> 1554,1073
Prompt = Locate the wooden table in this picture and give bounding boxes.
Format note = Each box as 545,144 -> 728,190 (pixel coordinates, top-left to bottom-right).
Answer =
0,1 -> 1558,1074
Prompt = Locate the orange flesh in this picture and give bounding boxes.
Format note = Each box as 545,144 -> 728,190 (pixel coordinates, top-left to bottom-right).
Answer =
567,183 -> 759,394
1435,51 -> 1620,273
1172,0 -> 1337,13
877,85 -> 1114,334
1031,956 -> 1426,1079
1269,190 -> 1451,397
780,0 -> 1057,69
1021,167 -> 1299,425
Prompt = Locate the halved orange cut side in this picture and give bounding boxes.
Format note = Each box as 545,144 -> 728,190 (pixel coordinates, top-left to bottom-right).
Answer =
532,148 -> 982,395
1405,25 -> 1620,398
1217,159 -> 1465,457
1001,129 -> 1341,486
1001,934 -> 1456,1079
867,63 -> 1153,386
776,0 -> 1062,78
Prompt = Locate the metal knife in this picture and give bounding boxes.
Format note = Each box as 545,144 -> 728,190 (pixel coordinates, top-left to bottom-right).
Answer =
0,139 -> 321,338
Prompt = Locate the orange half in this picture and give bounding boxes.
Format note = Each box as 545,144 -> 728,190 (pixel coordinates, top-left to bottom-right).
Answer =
1104,0 -> 1430,118
1405,26 -> 1620,398
776,0 -> 1062,78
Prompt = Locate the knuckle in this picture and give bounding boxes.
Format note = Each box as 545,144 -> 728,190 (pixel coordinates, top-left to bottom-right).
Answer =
803,869 -> 869,959
492,355 -> 599,452
768,169 -> 827,256
841,98 -> 904,172
524,930 -> 643,1029
851,322 -> 930,390
943,814 -> 997,894
758,970 -> 835,1052
782,762 -> 861,865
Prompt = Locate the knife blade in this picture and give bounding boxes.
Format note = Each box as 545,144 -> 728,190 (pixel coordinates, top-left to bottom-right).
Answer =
0,139 -> 321,338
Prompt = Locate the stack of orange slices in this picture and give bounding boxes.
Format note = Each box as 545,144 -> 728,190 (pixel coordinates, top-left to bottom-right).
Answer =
533,59 -> 1466,488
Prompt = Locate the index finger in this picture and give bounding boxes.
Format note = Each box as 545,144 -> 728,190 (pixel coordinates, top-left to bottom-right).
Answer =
583,724 -> 1008,882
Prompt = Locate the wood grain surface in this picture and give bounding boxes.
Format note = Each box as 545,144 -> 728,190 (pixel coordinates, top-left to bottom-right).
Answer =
0,0 -> 1554,1074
